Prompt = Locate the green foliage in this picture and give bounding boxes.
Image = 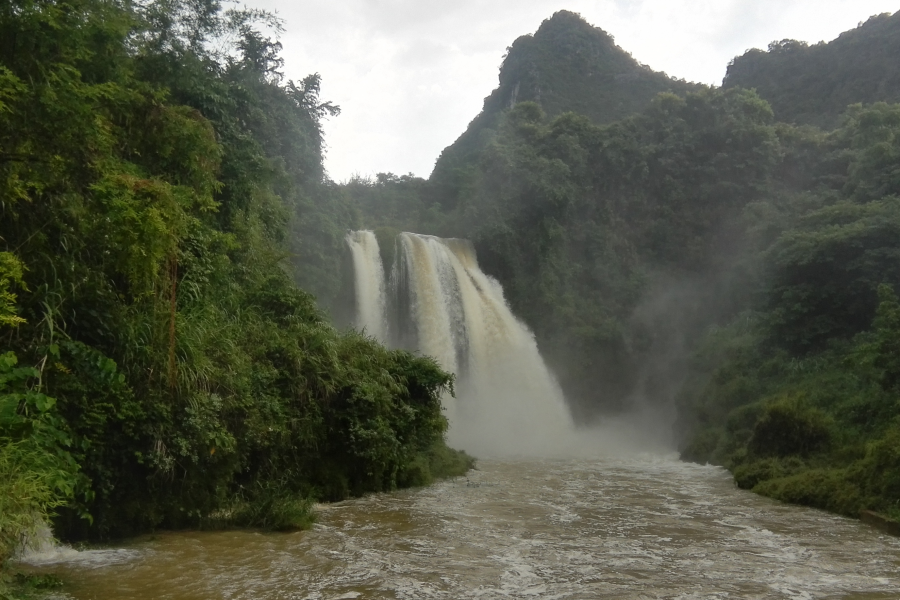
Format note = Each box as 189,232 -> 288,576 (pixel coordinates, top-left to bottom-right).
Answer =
228,481 -> 316,532
872,285 -> 900,391
732,456 -> 807,490
0,0 -> 468,549
0,253 -> 84,569
1,572 -> 64,600
345,174 -> 444,235
0,254 -> 25,329
856,424 -> 900,507
724,12 -> 900,129
430,10 -> 699,211
0,351 -> 83,566
391,440 -> 475,489
764,198 -> 900,353
752,468 -> 864,516
747,396 -> 833,457
0,440 -> 66,565
842,103 -> 900,201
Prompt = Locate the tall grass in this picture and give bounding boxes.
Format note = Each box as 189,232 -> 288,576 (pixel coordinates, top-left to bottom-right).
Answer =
0,441 -> 66,599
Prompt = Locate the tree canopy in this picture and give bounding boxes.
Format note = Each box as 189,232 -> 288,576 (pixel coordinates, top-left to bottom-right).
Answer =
0,0 -> 469,563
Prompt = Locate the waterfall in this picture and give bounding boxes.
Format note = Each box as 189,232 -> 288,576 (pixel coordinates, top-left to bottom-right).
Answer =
345,230 -> 388,343
346,230 -> 576,457
395,233 -> 574,457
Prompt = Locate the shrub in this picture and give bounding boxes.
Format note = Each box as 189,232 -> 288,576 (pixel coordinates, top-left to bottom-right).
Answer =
229,481 -> 316,532
397,441 -> 475,488
0,441 -> 64,565
748,395 -> 833,457
854,424 -> 900,514
732,456 -> 805,489
753,468 -> 864,516
679,427 -> 724,464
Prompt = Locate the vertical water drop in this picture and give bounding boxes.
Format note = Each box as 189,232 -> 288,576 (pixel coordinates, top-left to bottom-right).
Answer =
394,233 -> 574,457
395,233 -> 460,372
345,230 -> 388,343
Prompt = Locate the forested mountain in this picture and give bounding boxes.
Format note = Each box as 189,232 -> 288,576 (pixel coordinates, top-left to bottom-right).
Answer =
430,10 -> 698,209
346,11 -> 900,524
723,11 -> 900,128
0,0 -> 469,569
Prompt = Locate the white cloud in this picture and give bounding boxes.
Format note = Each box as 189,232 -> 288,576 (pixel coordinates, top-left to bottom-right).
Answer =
242,1 -> 899,181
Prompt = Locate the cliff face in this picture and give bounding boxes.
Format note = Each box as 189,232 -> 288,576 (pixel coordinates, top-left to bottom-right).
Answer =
723,11 -> 900,129
430,10 -> 699,209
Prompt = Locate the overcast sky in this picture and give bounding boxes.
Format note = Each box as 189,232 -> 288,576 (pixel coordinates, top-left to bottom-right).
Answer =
242,1 -> 899,182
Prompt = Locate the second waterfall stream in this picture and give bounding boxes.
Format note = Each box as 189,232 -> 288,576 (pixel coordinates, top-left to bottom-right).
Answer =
346,230 -> 574,457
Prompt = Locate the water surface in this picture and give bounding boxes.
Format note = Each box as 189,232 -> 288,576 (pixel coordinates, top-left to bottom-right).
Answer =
25,457 -> 900,599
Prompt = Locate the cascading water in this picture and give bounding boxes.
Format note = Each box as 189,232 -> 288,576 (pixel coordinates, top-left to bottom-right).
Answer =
345,230 -> 578,456
393,233 -> 574,456
345,230 -> 388,343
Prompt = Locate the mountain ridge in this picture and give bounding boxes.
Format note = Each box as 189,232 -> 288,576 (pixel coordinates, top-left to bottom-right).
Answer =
429,10 -> 699,208
723,10 -> 900,128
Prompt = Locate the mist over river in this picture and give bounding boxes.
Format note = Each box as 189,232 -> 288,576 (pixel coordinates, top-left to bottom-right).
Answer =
23,456 -> 900,599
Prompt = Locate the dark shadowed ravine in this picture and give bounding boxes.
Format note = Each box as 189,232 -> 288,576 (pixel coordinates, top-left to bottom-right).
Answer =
22,456 -> 900,599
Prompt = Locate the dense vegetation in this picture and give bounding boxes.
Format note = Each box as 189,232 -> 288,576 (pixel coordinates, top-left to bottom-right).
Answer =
0,0 -> 471,579
429,10 -> 698,212
676,102 -> 900,521
724,11 -> 900,129
344,11 -> 900,522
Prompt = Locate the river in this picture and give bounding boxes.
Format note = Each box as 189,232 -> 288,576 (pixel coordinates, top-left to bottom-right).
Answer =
22,456 -> 900,599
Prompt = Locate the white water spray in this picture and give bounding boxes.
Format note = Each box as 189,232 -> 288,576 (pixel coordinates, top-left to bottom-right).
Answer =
14,520 -> 139,567
345,230 -> 388,343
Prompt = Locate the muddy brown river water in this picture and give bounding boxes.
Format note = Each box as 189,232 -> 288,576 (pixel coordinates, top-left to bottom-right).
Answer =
21,456 -> 900,599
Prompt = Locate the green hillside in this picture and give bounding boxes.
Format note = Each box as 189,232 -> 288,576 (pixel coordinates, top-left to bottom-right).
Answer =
723,11 -> 900,128
430,10 -> 699,209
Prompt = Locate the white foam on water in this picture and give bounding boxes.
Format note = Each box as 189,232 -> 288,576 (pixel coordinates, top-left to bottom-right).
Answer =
15,523 -> 141,569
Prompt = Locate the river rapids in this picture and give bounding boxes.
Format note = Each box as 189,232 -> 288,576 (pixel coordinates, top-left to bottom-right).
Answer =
21,456 -> 900,599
